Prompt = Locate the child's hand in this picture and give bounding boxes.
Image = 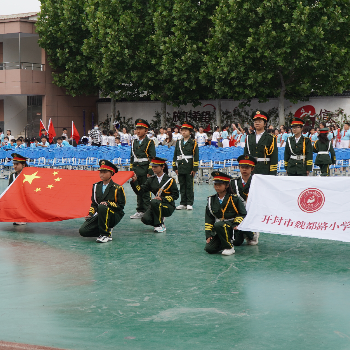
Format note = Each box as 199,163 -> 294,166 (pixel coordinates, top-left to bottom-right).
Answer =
85,215 -> 91,220
131,172 -> 137,181
206,237 -> 212,243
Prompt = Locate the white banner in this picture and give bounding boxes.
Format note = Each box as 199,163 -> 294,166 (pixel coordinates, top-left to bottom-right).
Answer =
238,175 -> 350,242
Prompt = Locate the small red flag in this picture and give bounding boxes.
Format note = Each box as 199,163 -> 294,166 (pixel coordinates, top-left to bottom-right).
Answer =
39,119 -> 47,137
71,121 -> 80,144
48,118 -> 56,143
203,124 -> 211,133
0,168 -> 133,222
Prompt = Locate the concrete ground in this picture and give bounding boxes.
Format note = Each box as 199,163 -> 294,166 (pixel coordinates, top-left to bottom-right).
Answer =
0,179 -> 350,350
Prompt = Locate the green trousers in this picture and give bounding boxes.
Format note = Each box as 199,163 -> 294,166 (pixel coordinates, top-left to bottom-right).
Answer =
79,204 -> 124,237
178,173 -> 194,206
232,230 -> 254,246
204,221 -> 235,254
136,174 -> 152,213
142,199 -> 175,227
319,164 -> 330,176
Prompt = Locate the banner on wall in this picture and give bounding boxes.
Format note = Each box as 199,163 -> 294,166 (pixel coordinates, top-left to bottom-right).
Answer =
238,175 -> 350,242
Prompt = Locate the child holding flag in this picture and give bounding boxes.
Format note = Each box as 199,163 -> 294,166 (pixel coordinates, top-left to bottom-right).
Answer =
79,160 -> 126,243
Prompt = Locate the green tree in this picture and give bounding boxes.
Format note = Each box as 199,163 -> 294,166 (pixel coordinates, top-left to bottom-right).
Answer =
202,0 -> 350,124
37,0 -> 98,96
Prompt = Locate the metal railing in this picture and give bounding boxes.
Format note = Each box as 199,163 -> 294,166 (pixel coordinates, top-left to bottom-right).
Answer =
0,62 -> 45,71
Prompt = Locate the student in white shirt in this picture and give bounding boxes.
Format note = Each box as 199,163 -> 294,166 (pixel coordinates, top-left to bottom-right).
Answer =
101,130 -> 109,146
119,127 -> 131,146
172,127 -> 182,142
211,126 -> 221,147
157,127 -> 167,144
107,130 -> 116,146
196,127 -> 208,147
38,136 -> 50,147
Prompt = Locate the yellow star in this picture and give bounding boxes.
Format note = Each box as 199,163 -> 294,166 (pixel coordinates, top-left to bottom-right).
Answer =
53,171 -> 59,176
54,177 -> 62,182
35,188 -> 41,192
47,184 -> 54,189
23,171 -> 41,184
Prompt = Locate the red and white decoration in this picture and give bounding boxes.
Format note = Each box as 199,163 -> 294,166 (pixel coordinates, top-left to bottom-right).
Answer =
238,175 -> 350,242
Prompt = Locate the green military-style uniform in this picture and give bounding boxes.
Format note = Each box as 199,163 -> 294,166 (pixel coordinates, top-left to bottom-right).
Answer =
244,132 -> 278,175
131,173 -> 179,227
230,175 -> 252,202
284,135 -> 313,175
9,172 -> 19,185
79,160 -> 125,242
313,130 -> 336,176
244,111 -> 278,175
204,192 -> 247,254
172,135 -> 199,206
79,179 -> 126,238
130,134 -> 156,213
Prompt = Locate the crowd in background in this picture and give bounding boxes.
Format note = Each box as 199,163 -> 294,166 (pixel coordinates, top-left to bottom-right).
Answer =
1,120 -> 349,150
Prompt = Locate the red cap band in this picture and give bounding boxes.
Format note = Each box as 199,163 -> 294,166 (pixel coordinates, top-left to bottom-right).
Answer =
181,123 -> 193,129
253,114 -> 267,121
239,160 -> 255,166
213,176 -> 231,182
99,165 -> 115,173
136,122 -> 149,128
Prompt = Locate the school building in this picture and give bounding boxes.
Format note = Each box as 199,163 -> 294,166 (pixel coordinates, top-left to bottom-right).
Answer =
0,12 -> 98,139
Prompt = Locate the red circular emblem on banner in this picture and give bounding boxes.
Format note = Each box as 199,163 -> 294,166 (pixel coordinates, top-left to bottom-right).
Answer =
298,188 -> 325,213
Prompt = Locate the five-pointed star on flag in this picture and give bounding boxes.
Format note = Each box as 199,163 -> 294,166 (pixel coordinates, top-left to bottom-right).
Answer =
35,188 -> 41,192
53,171 -> 59,176
23,171 -> 41,184
54,177 -> 62,182
47,185 -> 54,189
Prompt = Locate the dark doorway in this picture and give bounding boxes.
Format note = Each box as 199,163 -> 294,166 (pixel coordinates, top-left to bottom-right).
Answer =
27,96 -> 42,139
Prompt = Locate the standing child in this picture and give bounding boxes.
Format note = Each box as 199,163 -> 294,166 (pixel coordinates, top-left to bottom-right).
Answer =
173,122 -> 199,210
204,171 -> 247,256
244,111 -> 278,175
108,130 -> 116,146
131,157 -> 179,232
313,128 -> 336,176
79,160 -> 125,243
284,117 -> 313,176
101,130 -> 109,146
130,119 -> 156,219
211,126 -> 221,147
195,126 -> 208,147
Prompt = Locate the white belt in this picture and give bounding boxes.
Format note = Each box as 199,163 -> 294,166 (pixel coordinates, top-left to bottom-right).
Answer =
177,155 -> 193,161
318,151 -> 329,155
215,218 -> 234,223
290,155 -> 305,160
256,157 -> 270,162
134,158 -> 149,163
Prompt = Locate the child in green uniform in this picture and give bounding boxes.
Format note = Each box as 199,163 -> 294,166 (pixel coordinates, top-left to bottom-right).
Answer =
244,111 -> 278,175
9,153 -> 28,225
9,153 -> 27,185
173,122 -> 199,210
205,171 -> 247,256
79,160 -> 126,243
131,157 -> 179,232
230,155 -> 259,245
284,117 -> 313,176
313,128 -> 336,176
130,119 -> 156,219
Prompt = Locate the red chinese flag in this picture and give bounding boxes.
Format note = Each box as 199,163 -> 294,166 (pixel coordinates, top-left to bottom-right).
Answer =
71,121 -> 80,144
48,118 -> 56,143
0,168 -> 133,222
39,119 -> 47,136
